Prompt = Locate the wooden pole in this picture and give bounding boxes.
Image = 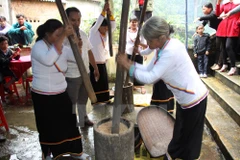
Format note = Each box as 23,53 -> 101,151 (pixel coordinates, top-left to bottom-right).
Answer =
112,0 -> 130,134
130,0 -> 148,61
105,0 -> 114,57
124,0 -> 148,86
55,0 -> 97,103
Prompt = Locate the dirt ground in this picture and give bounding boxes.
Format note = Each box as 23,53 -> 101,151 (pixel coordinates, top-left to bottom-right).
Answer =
0,83 -> 225,160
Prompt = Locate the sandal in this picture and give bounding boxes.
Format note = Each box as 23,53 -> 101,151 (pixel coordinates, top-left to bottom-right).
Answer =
227,67 -> 236,76
4,87 -> 13,94
134,87 -> 146,94
140,87 -> 146,94
72,153 -> 91,160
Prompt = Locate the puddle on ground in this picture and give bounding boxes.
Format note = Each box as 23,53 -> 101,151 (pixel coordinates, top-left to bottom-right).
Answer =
0,125 -> 96,160
0,126 -> 41,160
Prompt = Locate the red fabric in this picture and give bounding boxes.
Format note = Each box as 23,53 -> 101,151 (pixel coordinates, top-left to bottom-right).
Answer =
216,2 -> 240,37
10,55 -> 31,79
139,0 -> 144,6
0,102 -> 9,131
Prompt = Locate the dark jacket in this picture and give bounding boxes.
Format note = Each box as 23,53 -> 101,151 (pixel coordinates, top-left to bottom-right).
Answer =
193,33 -> 211,54
0,49 -> 20,70
199,11 -> 222,31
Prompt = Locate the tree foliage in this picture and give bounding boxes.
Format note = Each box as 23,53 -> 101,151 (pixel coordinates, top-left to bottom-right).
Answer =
81,0 -> 216,46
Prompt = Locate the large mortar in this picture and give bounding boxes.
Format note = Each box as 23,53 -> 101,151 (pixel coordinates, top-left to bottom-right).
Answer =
94,117 -> 134,160
122,82 -> 134,114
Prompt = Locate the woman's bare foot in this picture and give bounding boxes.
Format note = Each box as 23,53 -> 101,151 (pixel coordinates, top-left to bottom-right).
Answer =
134,86 -> 146,94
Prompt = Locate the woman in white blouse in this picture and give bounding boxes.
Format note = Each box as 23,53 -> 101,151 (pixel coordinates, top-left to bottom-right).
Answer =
117,16 -> 208,160
31,19 -> 89,160
89,2 -> 116,104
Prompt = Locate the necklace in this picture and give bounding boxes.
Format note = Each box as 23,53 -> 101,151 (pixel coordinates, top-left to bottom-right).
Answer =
100,33 -> 106,49
43,38 -> 63,74
154,39 -> 170,65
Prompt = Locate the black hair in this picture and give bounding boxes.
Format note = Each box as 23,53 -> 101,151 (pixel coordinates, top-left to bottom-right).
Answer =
65,7 -> 81,17
130,15 -> 138,22
203,2 -> 213,10
195,24 -> 204,33
36,19 -> 63,42
196,24 -> 204,29
91,18 -> 108,28
16,14 -> 25,19
101,18 -> 108,26
169,24 -> 175,35
0,35 -> 9,43
0,16 -> 6,21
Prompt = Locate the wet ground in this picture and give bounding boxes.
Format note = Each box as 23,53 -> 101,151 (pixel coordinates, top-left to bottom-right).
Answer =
0,84 -> 225,160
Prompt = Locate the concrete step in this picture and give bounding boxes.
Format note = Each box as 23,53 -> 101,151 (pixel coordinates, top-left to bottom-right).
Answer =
202,77 -> 240,126
214,70 -> 240,95
205,94 -> 240,160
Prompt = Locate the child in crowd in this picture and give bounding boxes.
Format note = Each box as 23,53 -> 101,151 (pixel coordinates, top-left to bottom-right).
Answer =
0,35 -> 20,93
194,2 -> 222,70
126,15 -> 147,94
193,25 -> 211,78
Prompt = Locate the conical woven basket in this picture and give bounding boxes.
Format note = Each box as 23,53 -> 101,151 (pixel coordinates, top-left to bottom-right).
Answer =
137,106 -> 175,157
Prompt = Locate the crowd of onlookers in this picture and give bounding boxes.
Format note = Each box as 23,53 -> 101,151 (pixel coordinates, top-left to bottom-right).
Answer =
0,14 -> 34,95
194,0 -> 240,77
0,14 -> 34,47
0,0 -> 240,159
0,14 -> 34,146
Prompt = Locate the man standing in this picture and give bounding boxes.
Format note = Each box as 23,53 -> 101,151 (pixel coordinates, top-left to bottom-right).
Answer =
133,0 -> 154,22
64,7 -> 99,127
8,14 -> 34,46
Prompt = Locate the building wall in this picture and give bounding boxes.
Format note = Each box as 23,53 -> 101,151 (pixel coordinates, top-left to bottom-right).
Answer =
66,0 -> 101,19
0,0 -> 11,22
10,0 -> 102,44
10,0 -> 66,42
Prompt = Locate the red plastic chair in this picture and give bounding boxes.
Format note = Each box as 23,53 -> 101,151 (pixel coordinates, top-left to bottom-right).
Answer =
0,101 -> 9,131
25,76 -> 33,103
0,84 -> 6,102
5,77 -> 20,99
0,77 -> 20,103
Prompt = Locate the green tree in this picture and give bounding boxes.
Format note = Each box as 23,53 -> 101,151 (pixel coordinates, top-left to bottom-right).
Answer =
81,0 -> 214,46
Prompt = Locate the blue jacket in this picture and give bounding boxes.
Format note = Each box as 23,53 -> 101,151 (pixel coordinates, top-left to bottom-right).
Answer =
8,22 -> 34,45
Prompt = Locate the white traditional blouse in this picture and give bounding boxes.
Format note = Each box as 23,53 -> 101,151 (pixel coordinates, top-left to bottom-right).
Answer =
89,13 -> 116,63
126,28 -> 146,55
64,29 -> 93,78
31,40 -> 75,95
130,38 -> 208,108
